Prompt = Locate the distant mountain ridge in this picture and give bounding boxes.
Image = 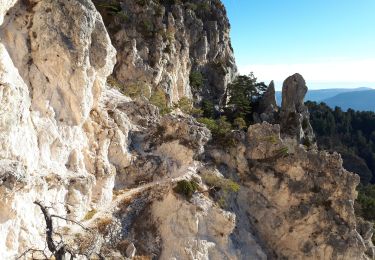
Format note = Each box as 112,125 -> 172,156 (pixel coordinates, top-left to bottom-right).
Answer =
276,87 -> 375,111
322,90 -> 375,112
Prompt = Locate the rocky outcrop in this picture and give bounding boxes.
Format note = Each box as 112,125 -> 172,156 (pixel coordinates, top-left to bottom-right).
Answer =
255,80 -> 278,123
0,0 -> 120,257
209,122 -> 374,259
280,73 -> 316,147
94,0 -> 236,104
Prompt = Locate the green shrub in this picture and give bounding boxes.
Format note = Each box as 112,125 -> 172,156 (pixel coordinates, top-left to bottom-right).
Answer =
202,173 -> 240,208
189,71 -> 204,91
198,116 -> 236,147
83,209 -> 97,221
174,97 -> 202,116
150,88 -> 171,115
175,97 -> 192,113
302,137 -> 312,148
215,116 -> 233,137
260,135 -> 278,144
202,174 -> 240,193
94,1 -> 122,13
201,99 -> 215,118
107,76 -> 150,99
274,146 -> 289,158
141,19 -> 154,35
234,117 -> 247,130
174,180 -> 199,199
356,184 -> 375,222
302,117 -> 309,130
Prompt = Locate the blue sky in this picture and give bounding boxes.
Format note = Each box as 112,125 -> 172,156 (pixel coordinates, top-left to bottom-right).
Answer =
222,0 -> 375,89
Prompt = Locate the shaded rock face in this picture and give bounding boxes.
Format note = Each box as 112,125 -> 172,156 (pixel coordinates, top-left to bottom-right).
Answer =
280,73 -> 316,147
209,122 -> 374,260
94,0 -> 236,104
281,73 -> 307,113
255,80 -> 278,123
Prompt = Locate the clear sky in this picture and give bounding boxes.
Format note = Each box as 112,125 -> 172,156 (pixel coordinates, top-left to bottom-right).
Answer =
222,0 -> 375,90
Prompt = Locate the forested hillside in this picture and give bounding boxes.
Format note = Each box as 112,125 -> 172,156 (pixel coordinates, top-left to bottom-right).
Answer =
307,101 -> 375,225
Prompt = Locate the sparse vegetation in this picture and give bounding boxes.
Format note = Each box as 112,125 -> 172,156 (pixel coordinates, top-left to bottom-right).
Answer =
201,99 -> 215,118
96,218 -> 113,236
234,117 -> 247,130
201,173 -> 240,208
274,146 -> 289,158
174,180 -> 199,199
189,71 -> 204,92
150,88 -> 171,115
107,76 -> 150,99
355,184 -> 375,222
83,209 -> 97,221
260,135 -> 278,144
174,97 -> 202,116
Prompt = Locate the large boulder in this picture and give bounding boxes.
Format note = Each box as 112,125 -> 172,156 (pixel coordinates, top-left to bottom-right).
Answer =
281,73 -> 308,114
280,74 -> 315,147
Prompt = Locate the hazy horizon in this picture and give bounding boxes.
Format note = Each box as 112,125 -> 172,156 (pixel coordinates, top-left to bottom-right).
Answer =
222,0 -> 375,90
268,81 -> 375,91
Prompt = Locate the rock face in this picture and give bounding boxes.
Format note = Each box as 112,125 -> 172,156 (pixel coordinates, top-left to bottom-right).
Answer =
0,0 -> 119,257
94,0 -> 237,104
255,80 -> 278,123
209,122 -> 374,260
0,0 -> 373,259
280,73 -> 316,147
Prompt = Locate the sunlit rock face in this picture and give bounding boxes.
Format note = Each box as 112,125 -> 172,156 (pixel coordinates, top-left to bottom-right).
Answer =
94,0 -> 237,104
209,122 -> 374,259
0,0 -> 119,257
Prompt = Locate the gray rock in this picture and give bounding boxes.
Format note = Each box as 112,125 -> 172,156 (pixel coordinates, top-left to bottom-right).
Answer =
281,73 -> 307,114
259,80 -> 278,114
126,242 -> 136,258
94,0 -> 236,105
279,74 -> 316,146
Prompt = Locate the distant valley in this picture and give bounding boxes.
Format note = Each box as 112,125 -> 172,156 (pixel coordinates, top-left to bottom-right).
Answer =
276,87 -> 375,111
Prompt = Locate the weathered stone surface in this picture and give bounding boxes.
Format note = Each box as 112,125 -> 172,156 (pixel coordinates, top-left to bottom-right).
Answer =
280,74 -> 316,147
0,0 -> 119,257
208,121 -> 374,259
281,73 -> 307,114
95,0 -> 236,104
246,123 -> 285,160
259,80 -> 278,113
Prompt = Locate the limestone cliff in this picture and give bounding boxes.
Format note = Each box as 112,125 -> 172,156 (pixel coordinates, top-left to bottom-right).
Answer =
0,0 -> 373,260
94,0 -> 236,104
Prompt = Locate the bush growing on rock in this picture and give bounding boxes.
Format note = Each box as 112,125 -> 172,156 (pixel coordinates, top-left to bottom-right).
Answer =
234,117 -> 247,130
174,97 -> 203,116
201,99 -> 215,118
107,76 -> 150,99
202,173 -> 240,208
189,71 -> 204,92
174,180 -> 199,199
198,116 -> 236,147
150,88 -> 171,115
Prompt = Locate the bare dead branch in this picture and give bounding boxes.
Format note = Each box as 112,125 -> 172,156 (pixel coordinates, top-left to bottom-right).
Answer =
50,214 -> 89,231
